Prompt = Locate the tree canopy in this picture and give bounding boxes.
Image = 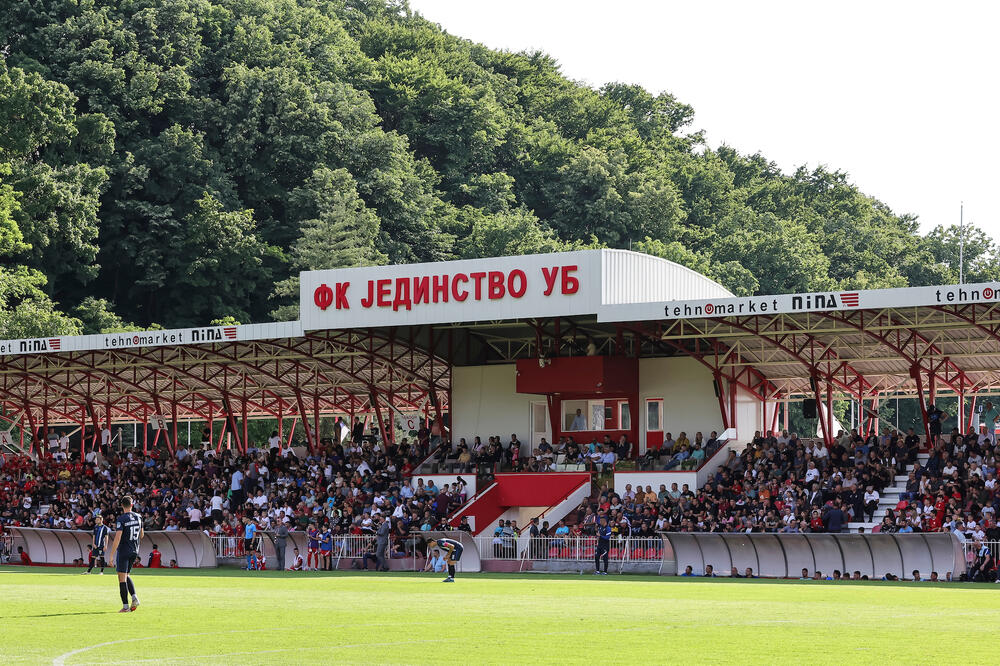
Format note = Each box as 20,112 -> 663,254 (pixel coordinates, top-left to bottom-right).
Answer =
0,0 -> 990,330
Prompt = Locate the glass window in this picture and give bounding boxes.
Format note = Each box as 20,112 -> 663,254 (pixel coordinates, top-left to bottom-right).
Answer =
563,399 -> 630,431
646,399 -> 663,432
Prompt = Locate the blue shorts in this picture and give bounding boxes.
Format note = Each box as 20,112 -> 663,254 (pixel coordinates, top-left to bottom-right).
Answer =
450,544 -> 464,562
116,551 -> 136,574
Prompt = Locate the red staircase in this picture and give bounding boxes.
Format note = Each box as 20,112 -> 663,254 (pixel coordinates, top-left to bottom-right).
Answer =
450,472 -> 591,535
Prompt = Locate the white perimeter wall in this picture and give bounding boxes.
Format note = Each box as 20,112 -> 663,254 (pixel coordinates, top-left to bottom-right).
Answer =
452,364 -> 536,446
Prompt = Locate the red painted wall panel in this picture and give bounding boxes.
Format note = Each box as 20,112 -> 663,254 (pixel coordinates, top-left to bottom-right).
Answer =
515,357 -> 638,395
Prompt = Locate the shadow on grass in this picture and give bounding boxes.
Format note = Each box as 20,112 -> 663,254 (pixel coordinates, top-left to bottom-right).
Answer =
0,565 -> 987,588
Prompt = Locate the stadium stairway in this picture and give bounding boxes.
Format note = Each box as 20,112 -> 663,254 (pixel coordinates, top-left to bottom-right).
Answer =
449,472 -> 591,535
846,453 -> 929,532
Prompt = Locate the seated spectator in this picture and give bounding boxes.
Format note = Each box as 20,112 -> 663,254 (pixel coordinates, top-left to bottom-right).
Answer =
424,548 -> 448,573
17,546 -> 31,565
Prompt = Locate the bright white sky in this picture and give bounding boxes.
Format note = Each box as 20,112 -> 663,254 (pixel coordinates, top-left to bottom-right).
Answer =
409,0 -> 999,239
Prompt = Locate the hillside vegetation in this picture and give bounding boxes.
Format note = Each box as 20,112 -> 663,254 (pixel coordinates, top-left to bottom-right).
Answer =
0,0 -> 992,333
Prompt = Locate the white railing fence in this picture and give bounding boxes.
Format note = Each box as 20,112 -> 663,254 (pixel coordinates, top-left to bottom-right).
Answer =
963,540 -> 1000,563
211,534 -> 259,559
473,535 -> 663,562
1,534 -> 12,563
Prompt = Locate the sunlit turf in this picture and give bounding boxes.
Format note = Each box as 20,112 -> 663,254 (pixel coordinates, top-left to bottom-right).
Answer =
1,567 -> 997,664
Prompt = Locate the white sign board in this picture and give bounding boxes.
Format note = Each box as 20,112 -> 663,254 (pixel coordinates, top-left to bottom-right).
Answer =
599,282 -> 1000,322
399,414 -> 420,431
0,321 -> 301,359
150,415 -> 168,431
300,251 -> 602,330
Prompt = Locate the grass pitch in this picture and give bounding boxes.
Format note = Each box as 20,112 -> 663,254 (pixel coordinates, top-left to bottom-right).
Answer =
1,568 -> 997,665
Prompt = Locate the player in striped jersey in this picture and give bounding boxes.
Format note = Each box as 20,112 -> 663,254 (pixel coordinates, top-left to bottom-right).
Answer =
83,515 -> 109,574
426,537 -> 463,582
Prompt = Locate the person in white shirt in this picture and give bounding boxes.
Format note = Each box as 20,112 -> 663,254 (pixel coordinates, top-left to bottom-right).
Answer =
813,443 -> 828,463
58,433 -> 70,453
210,492 -> 224,518
187,505 -> 203,528
863,487 -> 880,522
804,462 -> 820,483
101,424 -> 112,447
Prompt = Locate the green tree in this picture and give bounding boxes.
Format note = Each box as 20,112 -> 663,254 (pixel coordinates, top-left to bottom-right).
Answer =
270,168 -> 386,320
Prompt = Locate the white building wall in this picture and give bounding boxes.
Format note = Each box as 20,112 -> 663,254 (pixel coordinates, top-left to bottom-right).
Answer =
451,364 -> 536,446
452,357 -> 763,454
638,357 -> 725,448
734,386 -> 764,448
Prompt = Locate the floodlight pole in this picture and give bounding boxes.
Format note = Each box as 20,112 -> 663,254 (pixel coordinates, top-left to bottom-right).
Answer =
959,202 -> 964,285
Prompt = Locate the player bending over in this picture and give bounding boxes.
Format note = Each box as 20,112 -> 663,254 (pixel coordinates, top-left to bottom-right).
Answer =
426,538 -> 463,583
107,496 -> 143,613
83,515 -> 109,574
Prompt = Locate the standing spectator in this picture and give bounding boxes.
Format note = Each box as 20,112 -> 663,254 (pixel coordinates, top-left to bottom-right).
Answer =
274,521 -> 289,571
230,467 -> 245,507
147,544 -> 162,568
529,517 -> 541,558
375,515 -> 391,571
594,516 -> 611,575
824,501 -> 847,533
926,403 -> 947,446
320,524 -> 333,571
242,517 -> 256,570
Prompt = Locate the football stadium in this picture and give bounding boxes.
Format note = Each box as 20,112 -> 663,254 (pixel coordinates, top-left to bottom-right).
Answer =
2,1 -> 999,664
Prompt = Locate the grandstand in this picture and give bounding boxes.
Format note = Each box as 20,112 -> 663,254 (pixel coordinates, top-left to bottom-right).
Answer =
3,249 -> 1000,582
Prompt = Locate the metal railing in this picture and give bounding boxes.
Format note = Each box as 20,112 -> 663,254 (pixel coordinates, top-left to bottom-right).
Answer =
211,535 -> 240,559
0,534 -> 12,563
474,535 -> 663,562
963,539 -> 1000,561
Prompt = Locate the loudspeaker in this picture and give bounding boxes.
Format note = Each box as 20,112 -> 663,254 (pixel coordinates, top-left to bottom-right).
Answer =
802,398 -> 817,419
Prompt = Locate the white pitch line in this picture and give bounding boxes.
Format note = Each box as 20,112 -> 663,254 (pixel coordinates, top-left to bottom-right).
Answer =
53,622 -> 440,666
72,624 -> 669,665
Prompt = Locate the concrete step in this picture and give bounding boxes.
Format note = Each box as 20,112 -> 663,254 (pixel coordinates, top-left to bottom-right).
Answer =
894,475 -> 910,482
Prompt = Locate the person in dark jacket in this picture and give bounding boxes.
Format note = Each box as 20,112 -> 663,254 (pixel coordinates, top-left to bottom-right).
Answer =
824,501 -> 847,533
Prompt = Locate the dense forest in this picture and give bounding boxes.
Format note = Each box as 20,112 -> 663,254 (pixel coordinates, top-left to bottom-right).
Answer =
0,0 -> 994,336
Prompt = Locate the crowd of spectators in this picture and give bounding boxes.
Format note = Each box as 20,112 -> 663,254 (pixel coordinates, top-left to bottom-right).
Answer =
426,433 -> 635,476
565,426 -> 995,538
7,416 -> 1000,582
0,421 -> 476,566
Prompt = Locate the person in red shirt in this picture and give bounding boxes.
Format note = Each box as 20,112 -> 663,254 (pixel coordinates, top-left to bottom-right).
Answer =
147,545 -> 162,568
17,546 -> 31,565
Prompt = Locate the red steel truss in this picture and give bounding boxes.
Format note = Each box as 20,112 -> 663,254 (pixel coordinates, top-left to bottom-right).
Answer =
0,329 -> 449,456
